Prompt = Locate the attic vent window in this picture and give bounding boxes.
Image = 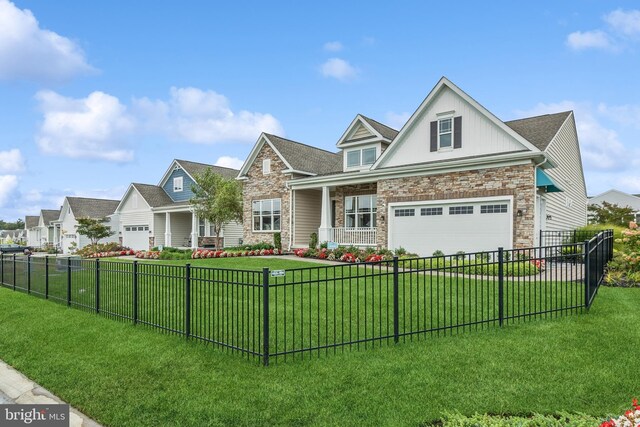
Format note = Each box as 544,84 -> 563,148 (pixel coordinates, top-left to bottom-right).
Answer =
173,176 -> 183,192
262,159 -> 271,175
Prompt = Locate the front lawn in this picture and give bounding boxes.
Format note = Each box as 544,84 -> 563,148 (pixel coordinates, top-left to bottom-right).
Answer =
0,284 -> 638,426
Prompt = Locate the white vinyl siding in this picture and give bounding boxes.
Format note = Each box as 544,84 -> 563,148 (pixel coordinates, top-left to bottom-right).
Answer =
543,115 -> 588,231
352,123 -> 373,139
221,221 -> 244,247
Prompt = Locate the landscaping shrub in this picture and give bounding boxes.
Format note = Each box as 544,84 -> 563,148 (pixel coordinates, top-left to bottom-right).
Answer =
273,232 -> 282,251
605,221 -> 640,287
309,232 -> 318,249
76,243 -> 134,258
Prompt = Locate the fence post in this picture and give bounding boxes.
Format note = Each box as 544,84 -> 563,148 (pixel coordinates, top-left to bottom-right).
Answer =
584,240 -> 591,309
498,247 -> 504,327
133,261 -> 138,324
27,255 -> 31,294
67,257 -> 71,306
393,256 -> 399,343
1,253 -> 3,285
185,263 -> 191,338
45,256 -> 49,299
262,267 -> 270,367
13,254 -> 16,291
95,258 -> 100,314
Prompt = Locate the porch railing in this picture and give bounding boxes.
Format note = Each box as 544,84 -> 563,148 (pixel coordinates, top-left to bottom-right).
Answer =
326,227 -> 377,246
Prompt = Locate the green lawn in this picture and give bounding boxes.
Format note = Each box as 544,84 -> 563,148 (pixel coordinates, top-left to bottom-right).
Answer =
1,256 -> 586,363
0,280 -> 638,426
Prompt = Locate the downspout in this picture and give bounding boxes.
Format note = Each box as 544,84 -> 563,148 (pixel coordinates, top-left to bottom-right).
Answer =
286,181 -> 293,252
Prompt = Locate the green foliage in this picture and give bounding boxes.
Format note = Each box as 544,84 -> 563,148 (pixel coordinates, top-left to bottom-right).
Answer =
309,232 -> 318,249
394,247 -> 407,256
75,217 -> 114,250
432,249 -> 445,257
190,168 -> 243,248
273,232 -> 282,251
75,242 -> 126,257
588,201 -> 635,226
433,411 -> 601,426
0,218 -> 24,230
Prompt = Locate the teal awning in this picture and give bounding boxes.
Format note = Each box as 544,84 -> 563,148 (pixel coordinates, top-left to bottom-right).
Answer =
536,168 -> 563,193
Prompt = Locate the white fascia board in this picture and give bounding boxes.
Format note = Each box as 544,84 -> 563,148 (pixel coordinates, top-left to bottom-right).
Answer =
114,183 -> 136,213
373,77 -> 541,170
289,151 -> 544,190
282,169 -> 316,176
336,115 -> 386,148
157,159 -> 181,187
237,134 -> 296,178
151,205 -> 193,214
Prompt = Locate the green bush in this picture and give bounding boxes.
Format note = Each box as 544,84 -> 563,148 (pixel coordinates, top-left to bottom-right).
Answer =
273,232 -> 282,251
309,232 -> 318,249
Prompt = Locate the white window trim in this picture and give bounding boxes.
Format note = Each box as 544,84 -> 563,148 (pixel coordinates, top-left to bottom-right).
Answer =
346,150 -> 361,168
438,116 -> 453,151
345,146 -> 377,169
252,198 -> 282,232
173,176 -> 184,192
344,194 -> 377,229
262,159 -> 271,175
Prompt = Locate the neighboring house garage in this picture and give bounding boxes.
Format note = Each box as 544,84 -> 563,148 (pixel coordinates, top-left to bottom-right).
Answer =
388,198 -> 512,255
123,224 -> 150,251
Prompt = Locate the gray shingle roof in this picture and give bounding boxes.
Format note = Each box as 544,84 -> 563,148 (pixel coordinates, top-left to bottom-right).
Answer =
175,159 -> 239,180
504,111 -> 572,151
25,216 -> 39,229
131,183 -> 174,208
67,197 -> 120,219
265,134 -> 343,175
41,209 -> 61,224
360,115 -> 399,141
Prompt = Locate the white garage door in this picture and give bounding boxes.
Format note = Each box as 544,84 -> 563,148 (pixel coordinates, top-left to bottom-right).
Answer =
123,225 -> 149,251
389,199 -> 512,256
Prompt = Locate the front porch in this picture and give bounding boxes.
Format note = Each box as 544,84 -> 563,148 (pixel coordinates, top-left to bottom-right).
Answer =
292,183 -> 379,248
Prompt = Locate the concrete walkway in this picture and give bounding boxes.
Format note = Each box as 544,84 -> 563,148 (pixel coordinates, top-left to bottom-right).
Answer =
0,360 -> 101,426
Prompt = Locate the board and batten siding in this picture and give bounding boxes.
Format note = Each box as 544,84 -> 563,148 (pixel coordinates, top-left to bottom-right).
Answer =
118,188 -> 153,232
380,87 -> 526,168
543,114 -> 587,231
153,213 -> 166,247
169,212 -> 193,247
162,167 -> 197,202
293,189 -> 322,247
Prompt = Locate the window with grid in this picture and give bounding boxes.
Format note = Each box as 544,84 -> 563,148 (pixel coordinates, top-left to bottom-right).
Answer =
480,204 -> 508,214
394,208 -> 415,217
421,207 -> 443,216
252,199 -> 281,231
449,206 -> 473,215
345,195 -> 377,228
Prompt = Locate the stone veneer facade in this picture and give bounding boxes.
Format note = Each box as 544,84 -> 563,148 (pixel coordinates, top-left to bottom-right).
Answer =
332,183 -> 378,228
242,144 -> 294,248
375,164 -> 536,249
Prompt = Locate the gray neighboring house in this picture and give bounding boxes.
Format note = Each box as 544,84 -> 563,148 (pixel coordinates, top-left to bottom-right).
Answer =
25,215 -> 40,247
0,229 -> 25,245
55,197 -> 121,254
588,189 -> 640,223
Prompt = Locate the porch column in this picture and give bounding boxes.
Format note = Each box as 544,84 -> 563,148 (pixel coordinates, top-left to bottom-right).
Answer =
190,212 -> 198,249
165,212 -> 172,247
53,225 -> 58,247
318,186 -> 331,245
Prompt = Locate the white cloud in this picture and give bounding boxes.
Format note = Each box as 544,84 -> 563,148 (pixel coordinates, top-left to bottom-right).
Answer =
320,58 -> 359,82
0,149 -> 25,173
0,175 -> 19,207
604,9 -> 640,37
323,41 -> 343,52
0,0 -> 93,82
517,101 -> 628,171
133,87 -> 283,143
214,156 -> 244,170
35,90 -> 135,162
566,30 -> 613,51
384,112 -> 411,130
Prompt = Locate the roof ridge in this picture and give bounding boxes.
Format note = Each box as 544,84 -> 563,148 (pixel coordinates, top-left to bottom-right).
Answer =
359,114 -> 398,132
67,196 -> 120,202
504,110 -> 572,124
175,159 -> 240,172
264,133 -> 339,156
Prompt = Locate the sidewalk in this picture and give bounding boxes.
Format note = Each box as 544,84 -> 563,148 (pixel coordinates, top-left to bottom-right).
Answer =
0,360 -> 102,426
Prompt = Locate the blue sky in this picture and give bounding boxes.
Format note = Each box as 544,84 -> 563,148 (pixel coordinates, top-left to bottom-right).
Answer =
1,0 -> 639,222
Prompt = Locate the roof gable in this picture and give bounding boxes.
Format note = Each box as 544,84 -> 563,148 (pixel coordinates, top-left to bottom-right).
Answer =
505,111 -> 572,151
589,189 -> 640,210
25,215 -> 39,229
238,133 -> 342,177
373,77 -> 539,169
41,209 -> 61,225
336,115 -> 398,148
158,159 -> 238,189
66,197 -> 120,219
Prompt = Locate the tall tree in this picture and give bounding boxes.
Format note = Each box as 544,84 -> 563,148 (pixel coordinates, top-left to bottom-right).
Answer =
75,217 -> 114,252
190,168 -> 243,249
587,201 -> 635,226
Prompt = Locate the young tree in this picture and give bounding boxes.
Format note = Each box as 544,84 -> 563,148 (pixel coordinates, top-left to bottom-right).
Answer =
75,217 -> 114,253
190,168 -> 243,249
587,201 -> 635,226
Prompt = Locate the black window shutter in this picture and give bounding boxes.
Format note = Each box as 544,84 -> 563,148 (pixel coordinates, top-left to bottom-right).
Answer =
453,116 -> 462,149
430,121 -> 438,152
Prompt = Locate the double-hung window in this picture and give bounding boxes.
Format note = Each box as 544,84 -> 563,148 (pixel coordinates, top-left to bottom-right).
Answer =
345,195 -> 377,228
199,218 -> 206,237
346,147 -> 377,168
439,118 -> 452,149
252,199 -> 281,231
173,176 -> 183,192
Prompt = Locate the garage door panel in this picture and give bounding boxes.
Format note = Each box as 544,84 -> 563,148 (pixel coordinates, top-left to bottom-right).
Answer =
390,200 -> 511,256
123,225 -> 149,251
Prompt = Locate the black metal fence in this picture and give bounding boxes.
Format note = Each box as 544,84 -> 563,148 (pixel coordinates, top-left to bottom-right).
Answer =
540,229 -> 604,247
0,230 -> 613,365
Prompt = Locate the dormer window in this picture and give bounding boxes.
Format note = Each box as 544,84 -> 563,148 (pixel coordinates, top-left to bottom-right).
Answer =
173,176 -> 183,192
346,147 -> 377,168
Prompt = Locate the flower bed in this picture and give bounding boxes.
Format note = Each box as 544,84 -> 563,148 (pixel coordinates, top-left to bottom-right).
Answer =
600,398 -> 640,426
87,249 -> 136,258
191,248 -> 281,259
135,251 -> 161,260
606,221 -> 640,287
